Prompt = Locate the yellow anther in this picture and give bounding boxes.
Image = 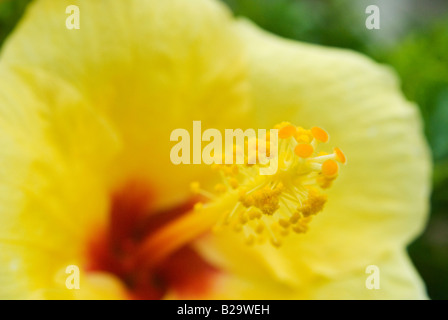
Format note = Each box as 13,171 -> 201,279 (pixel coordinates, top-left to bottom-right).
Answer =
289,212 -> 301,224
294,143 -> 314,158
278,219 -> 290,229
238,188 -> 247,198
270,237 -> 282,248
239,194 -> 254,208
295,134 -> 311,143
311,127 -> 329,143
252,187 -> 281,215
317,175 -> 335,189
292,222 -> 308,234
229,178 -> 239,189
190,181 -> 201,194
247,208 -> 262,220
245,234 -> 255,246
255,222 -> 265,234
294,127 -> 313,143
334,147 -> 347,164
279,226 -> 289,237
193,202 -> 203,211
214,183 -> 227,194
299,189 -> 327,217
233,223 -> 243,233
238,212 -> 249,224
322,159 -> 339,177
278,124 -> 297,139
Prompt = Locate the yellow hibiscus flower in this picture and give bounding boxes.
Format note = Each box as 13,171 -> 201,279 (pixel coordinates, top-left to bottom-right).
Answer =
0,0 -> 431,299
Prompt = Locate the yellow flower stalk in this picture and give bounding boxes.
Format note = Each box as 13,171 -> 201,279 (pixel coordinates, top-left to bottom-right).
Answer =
0,0 -> 431,299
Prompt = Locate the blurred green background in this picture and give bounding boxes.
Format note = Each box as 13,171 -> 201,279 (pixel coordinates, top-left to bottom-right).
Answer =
0,0 -> 447,299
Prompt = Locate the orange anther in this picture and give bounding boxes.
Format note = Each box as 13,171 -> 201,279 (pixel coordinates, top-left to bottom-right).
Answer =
334,147 -> 347,164
322,159 -> 339,177
294,143 -> 314,158
278,125 -> 297,139
311,127 -> 329,143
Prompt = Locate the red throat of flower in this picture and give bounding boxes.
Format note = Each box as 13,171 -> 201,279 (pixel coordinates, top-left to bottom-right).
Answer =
86,181 -> 219,300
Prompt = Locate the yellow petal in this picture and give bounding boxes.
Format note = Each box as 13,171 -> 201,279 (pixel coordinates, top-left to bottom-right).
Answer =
203,248 -> 427,299
305,250 -> 427,300
0,66 -> 113,298
197,20 -> 431,298
1,0 -> 251,208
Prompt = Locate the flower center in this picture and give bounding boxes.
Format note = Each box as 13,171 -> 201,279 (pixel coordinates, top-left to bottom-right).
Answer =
134,123 -> 346,268
192,122 -> 347,247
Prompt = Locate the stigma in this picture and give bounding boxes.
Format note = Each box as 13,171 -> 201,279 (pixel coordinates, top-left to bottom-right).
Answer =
191,122 -> 347,247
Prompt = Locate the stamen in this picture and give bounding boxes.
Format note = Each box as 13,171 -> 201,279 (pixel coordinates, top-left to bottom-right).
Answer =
137,123 -> 346,260
278,124 -> 297,139
322,159 -> 339,177
311,127 -> 329,143
187,123 -> 346,247
294,143 -> 314,158
334,147 -> 347,164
